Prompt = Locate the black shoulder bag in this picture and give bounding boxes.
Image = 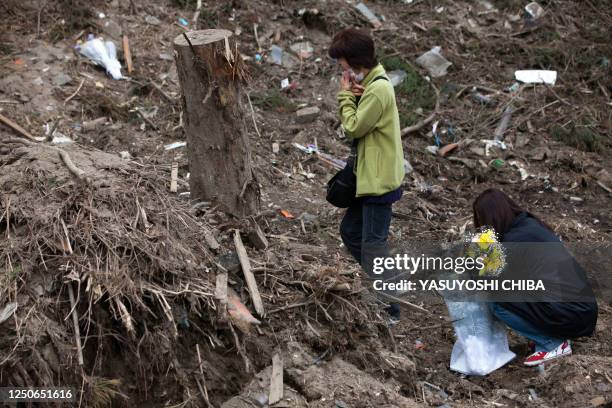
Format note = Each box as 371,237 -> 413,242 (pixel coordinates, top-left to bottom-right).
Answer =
326,76 -> 388,208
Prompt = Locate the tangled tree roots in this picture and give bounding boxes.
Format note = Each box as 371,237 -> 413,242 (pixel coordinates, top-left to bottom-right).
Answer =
0,138 -> 217,404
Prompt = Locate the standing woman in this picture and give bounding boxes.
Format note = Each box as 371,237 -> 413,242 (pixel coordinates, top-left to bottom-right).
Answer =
473,188 -> 598,366
328,28 -> 405,318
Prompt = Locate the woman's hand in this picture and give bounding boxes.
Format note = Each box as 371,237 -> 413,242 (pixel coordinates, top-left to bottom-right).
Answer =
341,70 -> 352,91
351,84 -> 365,96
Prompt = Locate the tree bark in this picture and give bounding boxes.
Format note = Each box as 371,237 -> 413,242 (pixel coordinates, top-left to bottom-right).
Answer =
174,29 -> 258,217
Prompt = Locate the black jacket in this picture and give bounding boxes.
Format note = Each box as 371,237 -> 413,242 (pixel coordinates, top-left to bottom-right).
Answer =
496,212 -> 598,339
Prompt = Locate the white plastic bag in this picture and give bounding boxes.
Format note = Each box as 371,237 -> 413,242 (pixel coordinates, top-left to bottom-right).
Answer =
446,301 -> 515,376
416,46 -> 452,78
78,38 -> 123,79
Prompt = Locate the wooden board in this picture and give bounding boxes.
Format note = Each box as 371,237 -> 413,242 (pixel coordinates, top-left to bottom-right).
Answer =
268,353 -> 284,405
233,230 -> 265,316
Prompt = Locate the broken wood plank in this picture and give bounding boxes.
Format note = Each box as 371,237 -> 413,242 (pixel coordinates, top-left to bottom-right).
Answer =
233,230 -> 265,316
214,270 -> 228,321
0,113 -> 42,142
122,35 -> 133,74
268,353 -> 284,405
170,162 -> 178,193
67,284 -> 84,366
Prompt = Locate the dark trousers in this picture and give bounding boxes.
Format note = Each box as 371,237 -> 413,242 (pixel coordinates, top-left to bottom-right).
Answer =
340,202 -> 392,265
340,201 -> 399,314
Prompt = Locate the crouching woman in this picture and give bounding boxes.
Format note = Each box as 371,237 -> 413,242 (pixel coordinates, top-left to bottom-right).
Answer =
473,188 -> 598,366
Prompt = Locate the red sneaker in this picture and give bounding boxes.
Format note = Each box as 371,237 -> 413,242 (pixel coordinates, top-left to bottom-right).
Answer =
524,340 -> 572,366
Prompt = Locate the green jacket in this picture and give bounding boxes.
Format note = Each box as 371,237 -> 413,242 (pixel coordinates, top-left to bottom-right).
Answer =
337,64 -> 405,197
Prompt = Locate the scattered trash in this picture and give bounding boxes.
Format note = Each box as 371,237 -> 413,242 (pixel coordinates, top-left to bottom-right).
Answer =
569,196 -> 583,203
0,302 -> 18,324
506,82 -> 521,93
515,70 -> 557,85
438,142 -> 459,157
416,47 -> 452,78
164,141 -> 186,150
272,142 -> 279,153
335,400 -> 349,408
426,145 -> 440,155
355,3 -> 382,28
471,92 -> 495,105
178,17 -> 189,27
270,45 -> 283,65
525,2 -> 545,20
509,160 -> 529,180
145,15 -> 161,25
432,120 -> 442,146
280,209 -> 295,219
489,158 -> 505,169
290,42 -> 314,59
482,139 -> 507,156
415,339 -> 426,350
387,70 -> 407,87
159,53 -> 174,61
119,151 -> 132,160
255,53 -> 262,62
280,78 -> 290,89
51,135 -> 73,144
293,143 -> 319,154
528,388 -> 539,401
77,37 -> 124,79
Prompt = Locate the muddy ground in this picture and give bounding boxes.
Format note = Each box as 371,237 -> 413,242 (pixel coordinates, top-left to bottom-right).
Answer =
1,0 -> 611,407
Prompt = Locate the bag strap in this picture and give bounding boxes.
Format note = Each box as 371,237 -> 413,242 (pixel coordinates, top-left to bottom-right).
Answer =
350,75 -> 389,156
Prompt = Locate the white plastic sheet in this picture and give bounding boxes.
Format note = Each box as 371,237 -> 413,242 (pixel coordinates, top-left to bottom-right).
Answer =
515,70 -> 557,85
416,46 -> 452,78
446,301 -> 516,376
78,38 -> 124,80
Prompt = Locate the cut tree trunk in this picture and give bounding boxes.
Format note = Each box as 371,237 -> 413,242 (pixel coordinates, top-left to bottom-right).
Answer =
174,29 -> 258,217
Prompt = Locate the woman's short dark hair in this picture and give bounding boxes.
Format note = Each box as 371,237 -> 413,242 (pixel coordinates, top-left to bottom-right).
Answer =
328,28 -> 378,69
473,188 -> 553,236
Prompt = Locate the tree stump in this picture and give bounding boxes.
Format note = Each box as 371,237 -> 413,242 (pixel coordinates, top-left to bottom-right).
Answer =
174,29 -> 258,217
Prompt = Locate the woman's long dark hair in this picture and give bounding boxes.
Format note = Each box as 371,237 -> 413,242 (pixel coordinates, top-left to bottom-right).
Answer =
472,188 -> 553,235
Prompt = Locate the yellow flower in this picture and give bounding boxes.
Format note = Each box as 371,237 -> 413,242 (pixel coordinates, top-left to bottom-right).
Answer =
473,229 -> 496,251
